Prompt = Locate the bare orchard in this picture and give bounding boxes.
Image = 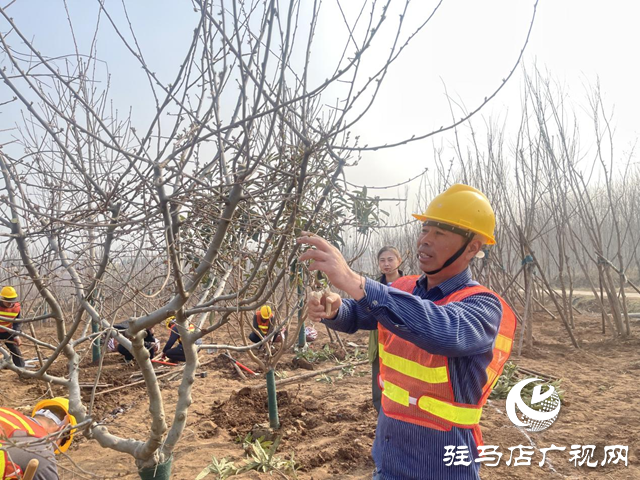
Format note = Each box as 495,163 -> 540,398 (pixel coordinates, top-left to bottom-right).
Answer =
2,0 -> 640,479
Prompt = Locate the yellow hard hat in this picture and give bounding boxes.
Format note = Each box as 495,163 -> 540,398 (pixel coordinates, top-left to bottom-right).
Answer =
32,397 -> 77,454
412,184 -> 496,245
260,305 -> 272,319
165,316 -> 176,329
0,286 -> 18,302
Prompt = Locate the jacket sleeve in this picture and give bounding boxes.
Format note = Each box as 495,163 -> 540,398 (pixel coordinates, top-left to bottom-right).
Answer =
328,277 -> 502,357
144,329 -> 156,345
12,307 -> 22,333
4,434 -> 59,480
321,296 -> 379,333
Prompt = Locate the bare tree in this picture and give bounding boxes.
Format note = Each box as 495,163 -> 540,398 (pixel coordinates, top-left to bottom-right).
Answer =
0,1 -> 540,477
404,66 -> 639,356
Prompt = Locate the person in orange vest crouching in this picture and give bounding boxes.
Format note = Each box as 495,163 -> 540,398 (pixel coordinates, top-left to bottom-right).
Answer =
0,397 -> 76,480
298,184 -> 516,480
0,287 -> 25,368
161,317 -> 201,363
249,306 -> 285,344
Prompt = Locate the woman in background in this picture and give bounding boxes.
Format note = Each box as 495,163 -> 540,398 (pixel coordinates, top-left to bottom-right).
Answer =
368,246 -> 404,413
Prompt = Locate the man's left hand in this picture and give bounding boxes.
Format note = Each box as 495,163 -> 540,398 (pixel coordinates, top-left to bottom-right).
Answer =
307,290 -> 342,322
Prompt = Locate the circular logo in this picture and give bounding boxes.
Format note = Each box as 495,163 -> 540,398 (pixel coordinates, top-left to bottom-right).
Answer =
506,378 -> 561,432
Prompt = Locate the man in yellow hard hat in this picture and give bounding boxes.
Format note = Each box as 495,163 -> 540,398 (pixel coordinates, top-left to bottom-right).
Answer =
0,397 -> 76,479
0,286 -> 24,368
249,305 -> 284,344
298,184 -> 516,480
161,317 -> 200,363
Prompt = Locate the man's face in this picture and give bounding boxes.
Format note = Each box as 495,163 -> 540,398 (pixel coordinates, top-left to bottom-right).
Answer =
56,415 -> 71,446
0,301 -> 12,308
416,223 -> 466,273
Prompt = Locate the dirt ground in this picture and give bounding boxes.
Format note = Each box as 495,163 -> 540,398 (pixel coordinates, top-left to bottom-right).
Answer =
2,299 -> 640,479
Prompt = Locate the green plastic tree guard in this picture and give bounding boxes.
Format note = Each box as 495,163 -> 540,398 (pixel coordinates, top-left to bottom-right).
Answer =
138,456 -> 172,480
266,368 -> 280,429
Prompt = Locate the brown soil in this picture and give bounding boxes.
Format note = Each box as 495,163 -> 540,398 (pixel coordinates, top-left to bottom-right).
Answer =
2,308 -> 640,479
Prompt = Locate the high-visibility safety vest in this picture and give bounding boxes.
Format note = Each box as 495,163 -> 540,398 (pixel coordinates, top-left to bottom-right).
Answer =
0,303 -> 20,329
378,275 -> 516,448
171,324 -> 195,345
255,311 -> 271,335
0,407 -> 48,479
0,453 -> 21,480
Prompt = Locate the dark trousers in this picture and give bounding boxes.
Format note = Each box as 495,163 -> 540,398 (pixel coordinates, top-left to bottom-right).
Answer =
164,344 -> 186,363
249,331 -> 262,343
117,343 -> 155,362
371,355 -> 382,414
0,331 -> 25,367
249,331 -> 284,344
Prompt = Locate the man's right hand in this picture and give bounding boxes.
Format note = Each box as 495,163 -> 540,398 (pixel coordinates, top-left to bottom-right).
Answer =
297,232 -> 365,300
307,291 -> 342,322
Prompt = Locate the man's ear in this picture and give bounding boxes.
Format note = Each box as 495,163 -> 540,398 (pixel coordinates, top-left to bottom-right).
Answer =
465,237 -> 484,259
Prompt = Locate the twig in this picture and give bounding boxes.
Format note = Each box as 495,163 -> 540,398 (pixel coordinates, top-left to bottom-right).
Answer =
248,360 -> 368,390
95,357 -> 216,396
231,361 -> 247,380
29,323 -> 53,397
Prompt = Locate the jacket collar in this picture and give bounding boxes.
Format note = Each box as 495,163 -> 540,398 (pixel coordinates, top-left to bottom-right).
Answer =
378,270 -> 404,285
417,267 -> 472,296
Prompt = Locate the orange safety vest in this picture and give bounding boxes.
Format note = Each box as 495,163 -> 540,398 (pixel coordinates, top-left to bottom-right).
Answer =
0,407 -> 48,480
378,275 -> 516,448
255,311 -> 271,335
171,324 -> 195,345
0,304 -> 20,329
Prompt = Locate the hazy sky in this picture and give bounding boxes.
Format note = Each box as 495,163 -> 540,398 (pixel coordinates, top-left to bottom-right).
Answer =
1,1 -> 637,211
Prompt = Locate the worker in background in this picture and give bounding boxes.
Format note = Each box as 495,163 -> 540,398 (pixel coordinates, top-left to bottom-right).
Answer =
112,322 -> 160,363
368,246 -> 405,414
0,286 -> 25,368
299,184 -> 516,480
249,306 -> 285,344
162,317 -> 201,363
0,397 -> 76,480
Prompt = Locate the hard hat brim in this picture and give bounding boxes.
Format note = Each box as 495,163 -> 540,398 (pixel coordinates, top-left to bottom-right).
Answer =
412,213 -> 496,245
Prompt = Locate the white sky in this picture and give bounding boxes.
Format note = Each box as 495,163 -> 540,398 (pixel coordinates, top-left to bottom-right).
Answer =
1,1 -> 638,212
340,1 -> 640,207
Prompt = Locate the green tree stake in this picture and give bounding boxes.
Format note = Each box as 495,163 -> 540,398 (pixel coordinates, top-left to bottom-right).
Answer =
89,296 -> 101,364
297,275 -> 306,349
266,368 -> 280,429
91,319 -> 100,363
297,319 -> 306,348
